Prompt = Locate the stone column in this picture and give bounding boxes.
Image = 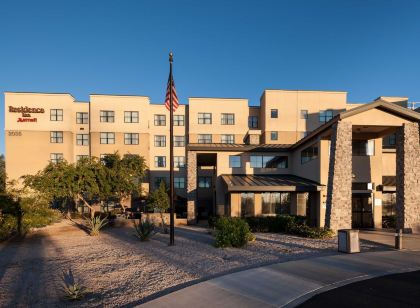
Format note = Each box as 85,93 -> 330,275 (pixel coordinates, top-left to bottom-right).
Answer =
186,151 -> 197,224
396,123 -> 420,233
325,121 -> 353,232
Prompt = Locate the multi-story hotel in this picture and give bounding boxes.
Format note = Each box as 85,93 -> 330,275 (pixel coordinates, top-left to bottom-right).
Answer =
4,90 -> 420,233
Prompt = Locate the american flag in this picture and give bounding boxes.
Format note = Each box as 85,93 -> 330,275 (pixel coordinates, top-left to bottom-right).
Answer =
165,75 -> 179,112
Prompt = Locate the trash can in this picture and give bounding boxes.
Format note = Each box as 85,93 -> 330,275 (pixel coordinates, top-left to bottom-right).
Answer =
338,229 -> 360,253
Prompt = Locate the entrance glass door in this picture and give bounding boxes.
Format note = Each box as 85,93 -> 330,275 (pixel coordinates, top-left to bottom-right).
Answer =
352,194 -> 373,228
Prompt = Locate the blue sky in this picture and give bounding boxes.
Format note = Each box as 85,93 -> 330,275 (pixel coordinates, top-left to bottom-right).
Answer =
1,0 -> 420,155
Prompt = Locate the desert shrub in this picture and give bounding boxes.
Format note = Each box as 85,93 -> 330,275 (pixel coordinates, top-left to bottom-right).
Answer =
382,215 -> 396,229
85,215 -> 108,236
287,223 -> 334,239
214,217 -> 255,248
0,215 -> 18,241
133,219 -> 156,241
62,269 -> 86,301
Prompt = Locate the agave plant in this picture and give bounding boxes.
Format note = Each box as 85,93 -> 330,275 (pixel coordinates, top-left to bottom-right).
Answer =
85,215 -> 108,236
133,219 -> 156,241
62,269 -> 86,301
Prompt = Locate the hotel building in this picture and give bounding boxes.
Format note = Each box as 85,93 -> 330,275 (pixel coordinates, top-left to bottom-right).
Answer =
4,90 -> 420,233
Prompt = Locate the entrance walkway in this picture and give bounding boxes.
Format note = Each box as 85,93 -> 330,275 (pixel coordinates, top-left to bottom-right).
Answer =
359,229 -> 420,250
141,250 -> 420,308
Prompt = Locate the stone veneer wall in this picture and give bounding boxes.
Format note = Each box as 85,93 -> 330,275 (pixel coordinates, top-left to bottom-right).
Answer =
325,121 -> 353,232
186,151 -> 197,224
396,122 -> 420,233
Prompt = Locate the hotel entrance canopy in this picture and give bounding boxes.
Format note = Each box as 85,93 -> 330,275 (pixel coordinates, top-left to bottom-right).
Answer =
221,174 -> 324,192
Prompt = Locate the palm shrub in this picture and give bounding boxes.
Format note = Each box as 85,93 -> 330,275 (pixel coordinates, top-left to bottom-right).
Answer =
133,219 -> 156,241
214,217 -> 255,248
85,215 -> 108,236
62,269 -> 86,301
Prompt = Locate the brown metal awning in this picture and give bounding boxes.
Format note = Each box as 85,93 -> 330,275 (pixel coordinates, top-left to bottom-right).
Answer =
221,174 -> 324,192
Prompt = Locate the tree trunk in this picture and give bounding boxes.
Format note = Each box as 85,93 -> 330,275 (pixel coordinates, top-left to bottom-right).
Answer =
77,194 -> 95,218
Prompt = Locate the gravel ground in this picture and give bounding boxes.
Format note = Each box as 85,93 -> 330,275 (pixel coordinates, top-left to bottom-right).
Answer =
0,219 -> 383,307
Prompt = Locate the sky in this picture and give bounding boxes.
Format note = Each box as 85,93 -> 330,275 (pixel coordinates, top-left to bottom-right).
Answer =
1,0 -> 420,155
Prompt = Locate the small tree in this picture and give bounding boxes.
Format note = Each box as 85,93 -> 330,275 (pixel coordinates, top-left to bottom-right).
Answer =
0,154 -> 6,194
147,181 -> 169,233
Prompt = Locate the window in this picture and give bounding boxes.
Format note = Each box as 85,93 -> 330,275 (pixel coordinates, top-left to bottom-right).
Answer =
174,177 -> 185,189
271,109 -> 278,118
301,110 -> 308,119
124,111 -> 139,123
100,132 -> 115,144
353,140 -> 375,156
241,193 -> 254,217
198,176 -> 212,188
198,134 -> 212,144
174,156 -> 186,168
154,156 -> 166,168
50,109 -> 63,121
229,156 -> 241,168
221,134 -> 234,144
154,135 -> 166,147
301,144 -> 319,164
76,155 -> 89,161
174,115 -> 185,126
250,155 -> 288,168
382,193 -> 396,216
154,177 -> 167,189
262,192 -> 291,215
50,153 -> 63,163
76,112 -> 88,124
319,110 -> 333,123
221,113 -> 235,125
100,110 -> 115,122
124,133 -> 139,145
271,131 -> 278,141
76,134 -> 89,146
174,136 -> 185,147
50,131 -> 63,143
198,113 -> 212,124
154,114 -> 166,126
248,116 -> 258,128
383,134 -> 396,149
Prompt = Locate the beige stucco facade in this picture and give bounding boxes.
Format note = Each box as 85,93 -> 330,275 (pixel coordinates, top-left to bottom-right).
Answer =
4,90 -> 419,232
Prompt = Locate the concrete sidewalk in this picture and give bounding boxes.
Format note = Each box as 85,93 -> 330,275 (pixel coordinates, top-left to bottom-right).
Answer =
141,250 -> 420,308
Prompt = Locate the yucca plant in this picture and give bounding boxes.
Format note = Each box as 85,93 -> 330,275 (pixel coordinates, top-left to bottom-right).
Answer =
62,269 -> 86,301
85,215 -> 108,236
133,219 -> 156,241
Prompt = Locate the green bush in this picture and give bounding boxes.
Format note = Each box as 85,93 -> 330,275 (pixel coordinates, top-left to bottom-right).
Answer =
287,223 -> 334,239
214,217 -> 255,248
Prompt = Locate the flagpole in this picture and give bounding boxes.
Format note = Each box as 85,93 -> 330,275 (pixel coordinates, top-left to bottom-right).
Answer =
169,52 -> 175,246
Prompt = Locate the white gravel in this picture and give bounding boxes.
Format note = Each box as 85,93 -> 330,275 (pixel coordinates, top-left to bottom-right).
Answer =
0,219 -> 381,307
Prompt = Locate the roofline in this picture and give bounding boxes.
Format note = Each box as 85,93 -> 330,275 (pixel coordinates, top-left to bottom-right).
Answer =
90,93 -> 150,98
188,97 -> 248,101
4,91 -> 76,99
263,89 -> 348,93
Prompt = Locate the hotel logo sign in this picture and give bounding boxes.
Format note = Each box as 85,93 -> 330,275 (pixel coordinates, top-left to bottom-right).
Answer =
9,106 -> 45,122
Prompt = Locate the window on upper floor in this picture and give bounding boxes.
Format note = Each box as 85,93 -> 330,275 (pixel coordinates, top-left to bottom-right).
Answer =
271,131 -> 278,141
174,136 -> 185,147
319,110 -> 333,123
198,134 -> 212,144
124,133 -> 139,145
154,114 -> 166,126
174,156 -> 186,168
154,135 -> 166,147
301,144 -> 319,164
229,155 -> 241,168
124,111 -> 139,123
383,134 -> 396,149
154,177 -> 167,189
76,112 -> 88,124
198,176 -> 212,188
50,153 -> 63,163
76,155 -> 89,161
76,134 -> 89,146
221,113 -> 235,125
221,134 -> 234,144
353,140 -> 375,156
174,115 -> 184,126
100,110 -> 115,123
250,155 -> 288,168
50,131 -> 63,143
154,156 -> 166,168
100,132 -> 115,144
248,116 -> 258,128
50,109 -> 63,121
198,113 -> 212,124
301,110 -> 308,119
271,109 -> 278,118
174,177 -> 185,189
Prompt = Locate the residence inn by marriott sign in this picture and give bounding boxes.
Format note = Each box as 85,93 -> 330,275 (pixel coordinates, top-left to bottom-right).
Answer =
9,105 -> 45,122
